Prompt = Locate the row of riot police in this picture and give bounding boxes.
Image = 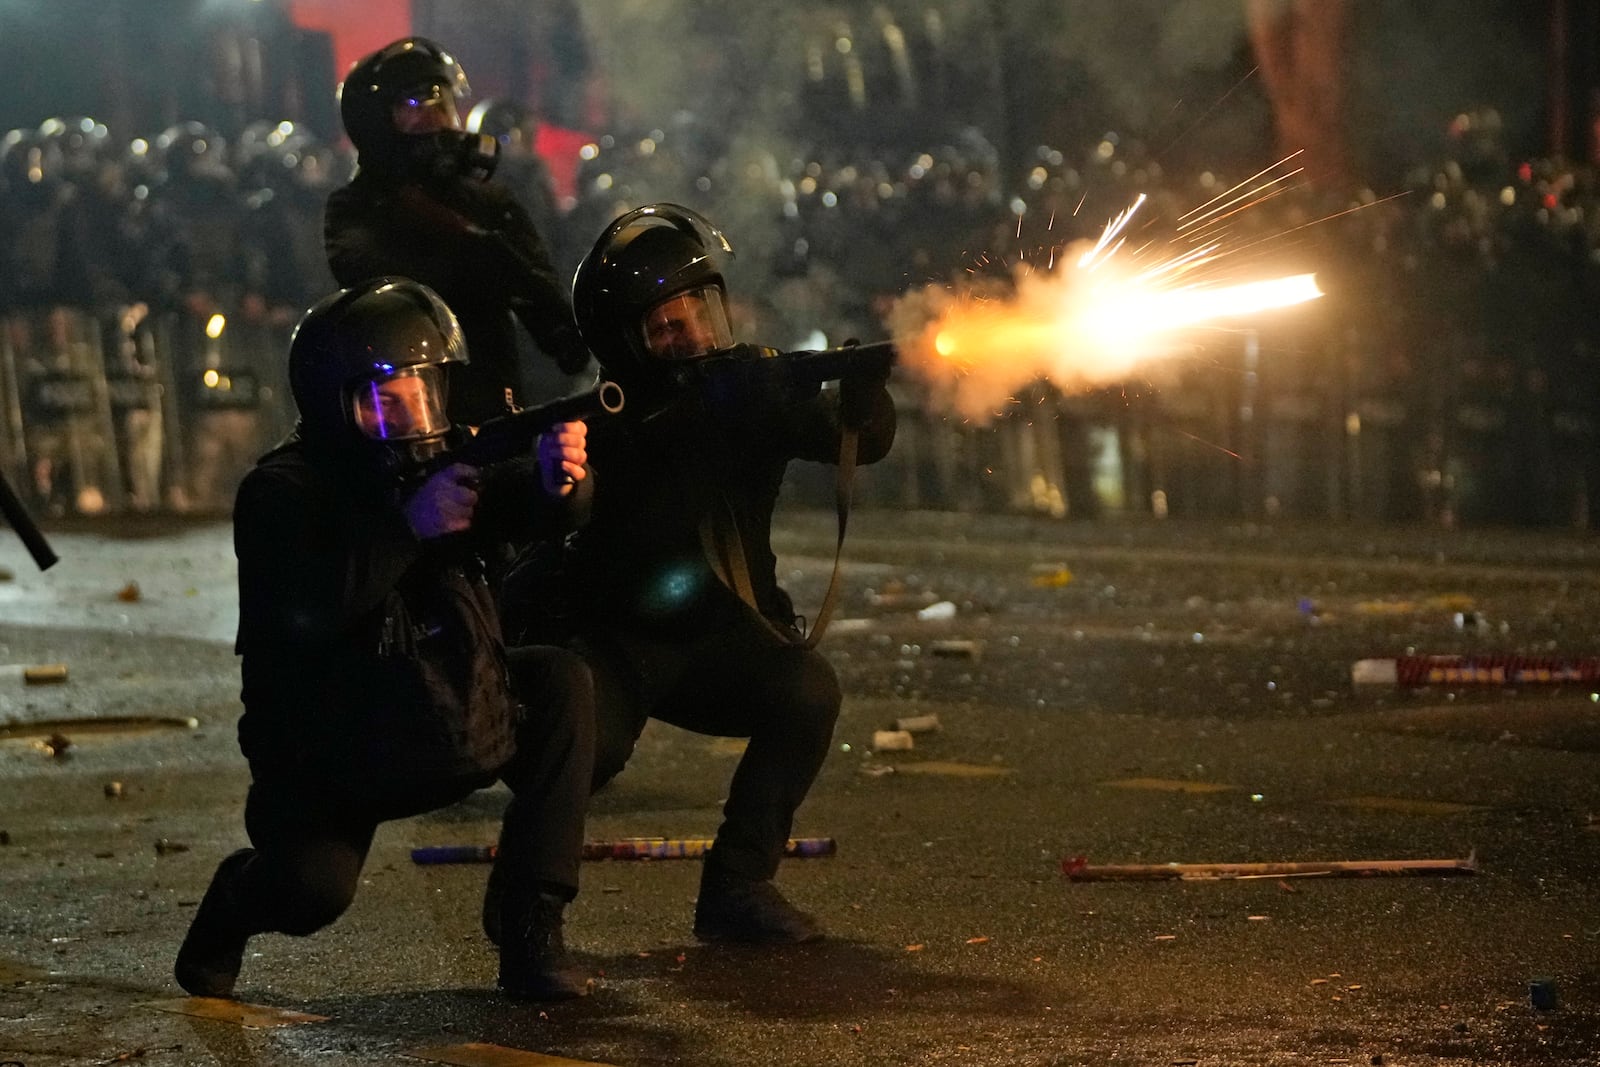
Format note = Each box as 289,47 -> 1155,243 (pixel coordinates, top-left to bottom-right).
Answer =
0,115 -> 343,514
0,94 -> 578,517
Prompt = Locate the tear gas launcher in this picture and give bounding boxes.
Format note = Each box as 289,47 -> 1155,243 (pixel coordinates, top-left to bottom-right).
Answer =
668,340 -> 897,391
408,380 -> 625,480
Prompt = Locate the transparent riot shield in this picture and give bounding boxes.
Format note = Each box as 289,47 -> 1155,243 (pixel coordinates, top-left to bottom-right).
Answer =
103,303 -> 170,512
9,307 -> 123,516
0,319 -> 30,496
159,307 -> 266,514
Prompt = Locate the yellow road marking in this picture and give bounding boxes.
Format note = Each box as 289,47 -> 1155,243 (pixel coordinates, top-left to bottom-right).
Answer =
144,997 -> 328,1028
0,958 -> 49,983
1329,796 -> 1488,816
1103,777 -> 1235,793
408,1042 -> 615,1067
894,761 -> 1014,778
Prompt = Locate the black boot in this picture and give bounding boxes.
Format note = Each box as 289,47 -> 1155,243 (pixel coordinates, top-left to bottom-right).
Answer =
482,859 -> 505,947
174,849 -> 256,998
693,867 -> 823,944
498,893 -> 591,1001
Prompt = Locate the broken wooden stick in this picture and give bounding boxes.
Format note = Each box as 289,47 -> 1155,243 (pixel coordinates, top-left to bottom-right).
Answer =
1061,853 -> 1477,881
1353,654 -> 1600,687
413,836 -> 837,864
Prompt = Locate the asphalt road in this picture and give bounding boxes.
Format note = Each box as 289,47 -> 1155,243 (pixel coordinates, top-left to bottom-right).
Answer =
4,511 -> 1600,1066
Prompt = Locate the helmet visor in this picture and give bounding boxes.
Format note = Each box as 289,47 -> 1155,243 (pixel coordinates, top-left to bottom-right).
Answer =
641,286 -> 734,360
350,364 -> 451,441
391,82 -> 462,135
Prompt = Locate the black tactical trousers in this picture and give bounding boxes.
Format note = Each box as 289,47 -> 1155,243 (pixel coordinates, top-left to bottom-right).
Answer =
221,645 -> 593,938
580,621 -> 842,883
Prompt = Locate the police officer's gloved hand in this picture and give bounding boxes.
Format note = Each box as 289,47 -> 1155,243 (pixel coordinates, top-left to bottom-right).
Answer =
404,463 -> 480,539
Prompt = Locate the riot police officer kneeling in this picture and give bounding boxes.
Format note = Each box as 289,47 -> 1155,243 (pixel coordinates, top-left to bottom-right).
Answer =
175,278 -> 596,1002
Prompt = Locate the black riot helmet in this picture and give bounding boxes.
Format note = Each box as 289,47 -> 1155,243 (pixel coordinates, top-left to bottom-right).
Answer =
0,128 -> 63,200
337,37 -> 497,183
154,121 -> 232,189
288,278 -> 466,465
38,116 -> 109,182
571,203 -> 736,388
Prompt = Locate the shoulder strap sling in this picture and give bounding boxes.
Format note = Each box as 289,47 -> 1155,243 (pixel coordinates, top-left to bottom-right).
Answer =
700,428 -> 859,649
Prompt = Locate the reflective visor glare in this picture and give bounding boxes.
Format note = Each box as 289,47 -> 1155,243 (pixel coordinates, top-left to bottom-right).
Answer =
351,369 -> 450,441
641,288 -> 734,360
392,85 -> 460,132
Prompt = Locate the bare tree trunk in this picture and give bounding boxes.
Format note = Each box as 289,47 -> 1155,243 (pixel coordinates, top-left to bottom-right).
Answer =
1245,0 -> 1352,190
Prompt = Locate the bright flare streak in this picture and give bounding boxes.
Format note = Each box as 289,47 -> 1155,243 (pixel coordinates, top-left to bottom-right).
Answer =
1077,192 -> 1146,269
887,153 -> 1333,422
1080,274 -> 1323,348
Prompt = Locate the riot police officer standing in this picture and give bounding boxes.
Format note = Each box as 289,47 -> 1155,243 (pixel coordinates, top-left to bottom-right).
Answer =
325,38 -> 591,425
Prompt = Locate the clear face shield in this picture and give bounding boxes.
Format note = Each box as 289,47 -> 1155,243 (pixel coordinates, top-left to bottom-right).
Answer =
641,286 -> 735,361
350,364 -> 451,444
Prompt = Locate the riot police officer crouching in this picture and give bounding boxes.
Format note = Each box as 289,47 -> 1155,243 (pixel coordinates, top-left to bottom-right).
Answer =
325,38 -> 591,426
174,278 -> 597,1002
499,204 -> 896,944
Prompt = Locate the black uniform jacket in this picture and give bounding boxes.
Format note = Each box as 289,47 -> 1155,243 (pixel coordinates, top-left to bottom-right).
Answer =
562,378 -> 895,640
234,439 -> 589,793
324,172 -> 588,423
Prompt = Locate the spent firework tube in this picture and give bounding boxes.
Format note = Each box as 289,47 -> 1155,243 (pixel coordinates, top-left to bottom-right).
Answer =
1352,654 -> 1600,687
411,837 -> 838,864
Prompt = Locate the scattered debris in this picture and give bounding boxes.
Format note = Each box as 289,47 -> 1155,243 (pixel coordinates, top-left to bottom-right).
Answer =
38,732 -> 72,758
0,663 -> 68,684
915,601 -> 957,621
1353,654 -> 1600,687
965,936 -> 989,944
116,581 -> 142,603
867,582 -> 937,610
0,566 -> 14,581
104,781 -> 125,799
1029,566 -> 1073,588
0,830 -> 10,845
892,713 -> 941,734
872,729 -> 915,752
153,838 -> 189,856
1061,853 -> 1478,881
928,640 -> 981,659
